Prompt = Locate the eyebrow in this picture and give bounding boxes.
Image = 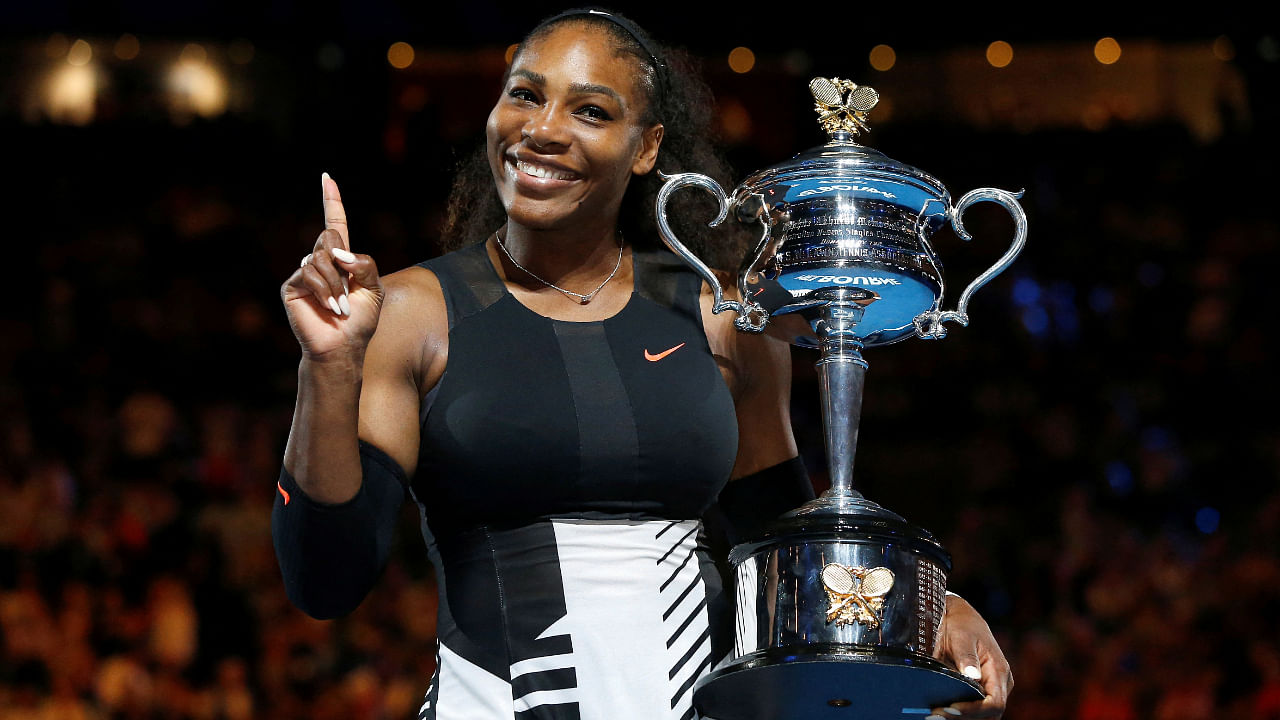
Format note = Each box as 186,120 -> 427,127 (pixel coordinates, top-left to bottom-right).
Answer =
510,69 -> 625,107
510,69 -> 546,85
569,82 -> 623,106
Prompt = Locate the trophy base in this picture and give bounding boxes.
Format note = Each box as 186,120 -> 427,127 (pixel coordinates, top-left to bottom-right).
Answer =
693,645 -> 983,720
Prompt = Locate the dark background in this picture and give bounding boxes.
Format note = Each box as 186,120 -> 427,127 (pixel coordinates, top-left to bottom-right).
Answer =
2,3 -> 1278,719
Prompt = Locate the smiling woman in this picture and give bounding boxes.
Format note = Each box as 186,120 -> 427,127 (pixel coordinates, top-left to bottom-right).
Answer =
273,8 -> 1011,720
487,28 -> 663,236
443,10 -> 740,270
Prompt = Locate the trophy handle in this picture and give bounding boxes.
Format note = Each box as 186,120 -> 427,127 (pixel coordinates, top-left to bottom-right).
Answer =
656,172 -> 769,332
914,187 -> 1028,339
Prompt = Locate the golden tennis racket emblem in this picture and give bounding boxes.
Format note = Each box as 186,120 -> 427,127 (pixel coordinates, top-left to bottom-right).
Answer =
809,77 -> 879,136
820,563 -> 895,628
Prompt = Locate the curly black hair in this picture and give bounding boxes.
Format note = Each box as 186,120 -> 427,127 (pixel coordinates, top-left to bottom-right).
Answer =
440,9 -> 746,270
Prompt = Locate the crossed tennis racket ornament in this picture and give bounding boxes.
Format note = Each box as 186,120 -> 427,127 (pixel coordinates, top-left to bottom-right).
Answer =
808,77 -> 879,136
820,563 -> 895,628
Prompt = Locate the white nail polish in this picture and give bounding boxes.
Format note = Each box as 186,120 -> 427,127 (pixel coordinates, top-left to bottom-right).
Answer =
322,171 -> 331,182
338,293 -> 350,316
327,296 -> 341,315
331,247 -> 356,263
925,715 -> 945,720
944,708 -> 962,716
962,665 -> 982,680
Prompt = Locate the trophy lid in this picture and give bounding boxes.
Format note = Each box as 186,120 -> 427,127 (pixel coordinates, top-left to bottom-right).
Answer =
734,78 -> 950,213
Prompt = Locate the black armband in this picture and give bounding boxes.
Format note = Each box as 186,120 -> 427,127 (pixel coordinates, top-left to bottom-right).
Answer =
271,441 -> 408,619
706,456 -> 814,546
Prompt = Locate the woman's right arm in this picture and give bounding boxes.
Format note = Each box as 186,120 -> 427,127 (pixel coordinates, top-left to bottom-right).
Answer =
273,174 -> 446,618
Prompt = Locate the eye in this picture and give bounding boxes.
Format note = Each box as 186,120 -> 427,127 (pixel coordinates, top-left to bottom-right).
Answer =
576,105 -> 613,122
508,87 -> 538,104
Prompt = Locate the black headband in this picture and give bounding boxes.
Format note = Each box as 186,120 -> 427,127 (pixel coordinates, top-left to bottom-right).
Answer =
534,8 -> 667,90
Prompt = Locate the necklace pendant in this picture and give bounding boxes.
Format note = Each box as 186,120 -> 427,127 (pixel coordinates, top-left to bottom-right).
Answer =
578,295 -> 591,305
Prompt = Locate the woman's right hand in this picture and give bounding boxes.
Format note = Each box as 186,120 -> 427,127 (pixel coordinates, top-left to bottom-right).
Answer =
281,173 -> 384,360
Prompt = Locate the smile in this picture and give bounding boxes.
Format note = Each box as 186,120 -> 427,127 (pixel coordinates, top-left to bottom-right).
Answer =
506,156 -> 582,183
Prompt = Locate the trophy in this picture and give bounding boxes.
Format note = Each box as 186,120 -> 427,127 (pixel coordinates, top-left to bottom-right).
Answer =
655,78 -> 1027,718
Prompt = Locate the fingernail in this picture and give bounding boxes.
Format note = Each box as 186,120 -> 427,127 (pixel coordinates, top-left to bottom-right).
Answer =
322,171 -> 332,183
943,709 -> 962,716
338,293 -> 350,316
962,665 -> 982,680
327,296 -> 342,316
331,247 -> 356,263
925,715 -> 945,720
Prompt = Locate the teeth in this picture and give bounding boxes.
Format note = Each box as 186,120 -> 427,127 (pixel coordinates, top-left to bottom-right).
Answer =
515,159 -> 576,181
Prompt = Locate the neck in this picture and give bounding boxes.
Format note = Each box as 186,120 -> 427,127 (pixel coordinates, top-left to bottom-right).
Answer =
498,220 -> 625,288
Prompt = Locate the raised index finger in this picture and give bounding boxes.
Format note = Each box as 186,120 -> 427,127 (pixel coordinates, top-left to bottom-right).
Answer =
321,172 -> 350,251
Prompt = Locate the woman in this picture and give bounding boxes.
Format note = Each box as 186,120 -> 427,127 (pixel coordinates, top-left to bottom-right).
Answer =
274,9 -> 1012,720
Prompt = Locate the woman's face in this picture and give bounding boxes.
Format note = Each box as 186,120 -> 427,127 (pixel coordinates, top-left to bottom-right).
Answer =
486,23 -> 663,234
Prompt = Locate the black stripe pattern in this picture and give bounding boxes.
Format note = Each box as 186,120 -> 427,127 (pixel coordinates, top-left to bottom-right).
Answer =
658,520 -> 713,714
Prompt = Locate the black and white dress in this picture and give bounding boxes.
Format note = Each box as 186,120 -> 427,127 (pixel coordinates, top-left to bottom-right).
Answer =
411,243 -> 740,720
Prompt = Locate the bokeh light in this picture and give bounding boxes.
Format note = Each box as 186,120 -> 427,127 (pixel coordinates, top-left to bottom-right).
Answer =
869,44 -> 896,72
46,63 -> 97,125
1094,37 -> 1122,64
387,42 -> 415,69
114,34 -> 140,61
1212,35 -> 1235,62
718,97 -> 752,142
728,47 -> 755,74
782,49 -> 811,76
986,40 -> 1013,68
1195,507 -> 1220,534
1260,36 -> 1279,62
168,53 -> 228,119
317,43 -> 345,71
67,39 -> 92,66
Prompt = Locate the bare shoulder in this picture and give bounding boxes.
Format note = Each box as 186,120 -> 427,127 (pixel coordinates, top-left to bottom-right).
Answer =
381,264 -> 443,311
368,264 -> 449,392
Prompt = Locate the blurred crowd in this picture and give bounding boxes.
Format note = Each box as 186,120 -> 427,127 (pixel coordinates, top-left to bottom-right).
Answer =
3,54 -> 1279,720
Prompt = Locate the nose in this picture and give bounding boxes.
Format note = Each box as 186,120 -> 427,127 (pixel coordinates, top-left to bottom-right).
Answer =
522,104 -> 571,150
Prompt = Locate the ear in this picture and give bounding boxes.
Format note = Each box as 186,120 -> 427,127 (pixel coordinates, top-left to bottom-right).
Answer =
631,123 -> 664,176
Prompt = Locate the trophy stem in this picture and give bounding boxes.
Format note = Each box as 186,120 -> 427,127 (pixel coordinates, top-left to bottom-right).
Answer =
817,324 -> 867,500
787,292 -> 904,519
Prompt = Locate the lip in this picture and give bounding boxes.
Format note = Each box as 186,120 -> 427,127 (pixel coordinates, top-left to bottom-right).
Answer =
504,151 -> 583,190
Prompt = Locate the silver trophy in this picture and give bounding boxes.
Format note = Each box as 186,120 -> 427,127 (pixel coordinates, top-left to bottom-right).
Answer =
656,78 -> 1027,719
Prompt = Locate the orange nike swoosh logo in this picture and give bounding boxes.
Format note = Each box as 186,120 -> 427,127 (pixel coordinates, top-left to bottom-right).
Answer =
277,481 -> 291,506
645,342 -> 686,362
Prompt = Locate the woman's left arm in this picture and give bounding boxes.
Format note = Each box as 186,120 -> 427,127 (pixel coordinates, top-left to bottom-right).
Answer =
725,328 -> 799,479
700,283 -> 810,545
